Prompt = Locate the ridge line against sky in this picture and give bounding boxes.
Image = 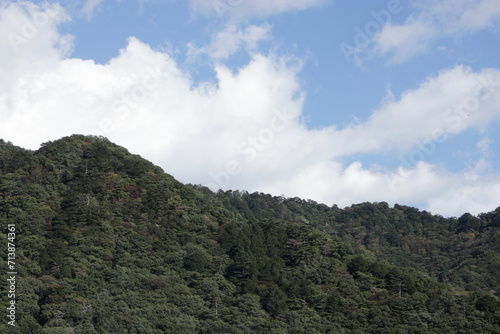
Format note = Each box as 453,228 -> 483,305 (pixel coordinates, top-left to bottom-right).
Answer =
1,0 -> 500,217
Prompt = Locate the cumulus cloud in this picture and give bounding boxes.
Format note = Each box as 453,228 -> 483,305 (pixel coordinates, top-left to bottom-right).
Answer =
372,0 -> 500,63
1,2 -> 500,217
0,2 -> 72,91
426,179 -> 500,217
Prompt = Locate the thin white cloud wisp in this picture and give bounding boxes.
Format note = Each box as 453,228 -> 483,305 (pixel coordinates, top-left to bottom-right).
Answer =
188,23 -> 272,61
372,0 -> 500,63
187,0 -> 326,21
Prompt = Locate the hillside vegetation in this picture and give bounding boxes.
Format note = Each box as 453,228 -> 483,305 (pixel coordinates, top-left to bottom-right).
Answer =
0,135 -> 499,333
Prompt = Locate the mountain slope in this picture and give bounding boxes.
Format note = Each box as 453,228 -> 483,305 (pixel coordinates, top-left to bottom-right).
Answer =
213,191 -> 500,295
0,135 -> 499,333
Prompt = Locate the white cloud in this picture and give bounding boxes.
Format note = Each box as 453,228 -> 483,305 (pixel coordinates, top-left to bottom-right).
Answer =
426,178 -> 500,217
81,0 -> 106,20
188,23 -> 272,61
188,0 -> 326,21
0,2 -> 72,92
1,2 -> 500,217
334,65 -> 500,155
447,0 -> 500,32
372,0 -> 500,63
373,19 -> 436,64
476,137 -> 493,156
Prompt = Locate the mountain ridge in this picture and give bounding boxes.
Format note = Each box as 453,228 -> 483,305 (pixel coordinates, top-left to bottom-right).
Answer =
0,134 -> 499,333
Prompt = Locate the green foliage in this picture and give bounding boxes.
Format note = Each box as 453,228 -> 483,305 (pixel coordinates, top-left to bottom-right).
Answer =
1,135 -> 499,333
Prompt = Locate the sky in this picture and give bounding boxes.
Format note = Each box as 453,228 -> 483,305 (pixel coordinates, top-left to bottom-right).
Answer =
1,0 -> 500,217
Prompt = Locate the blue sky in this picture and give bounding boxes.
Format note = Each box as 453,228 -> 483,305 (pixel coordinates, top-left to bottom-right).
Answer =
1,0 -> 500,216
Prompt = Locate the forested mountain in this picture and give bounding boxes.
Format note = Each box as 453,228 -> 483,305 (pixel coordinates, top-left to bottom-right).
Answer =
1,135 -> 499,333
213,190 -> 500,295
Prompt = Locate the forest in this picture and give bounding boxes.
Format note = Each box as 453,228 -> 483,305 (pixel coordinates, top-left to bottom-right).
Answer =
0,134 -> 499,333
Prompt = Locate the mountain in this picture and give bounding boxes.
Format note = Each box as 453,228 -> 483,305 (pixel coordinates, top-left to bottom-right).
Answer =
215,191 -> 500,295
0,134 -> 499,333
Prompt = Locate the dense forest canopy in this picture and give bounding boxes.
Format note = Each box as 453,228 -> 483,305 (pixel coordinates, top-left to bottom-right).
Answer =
0,135 -> 499,333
